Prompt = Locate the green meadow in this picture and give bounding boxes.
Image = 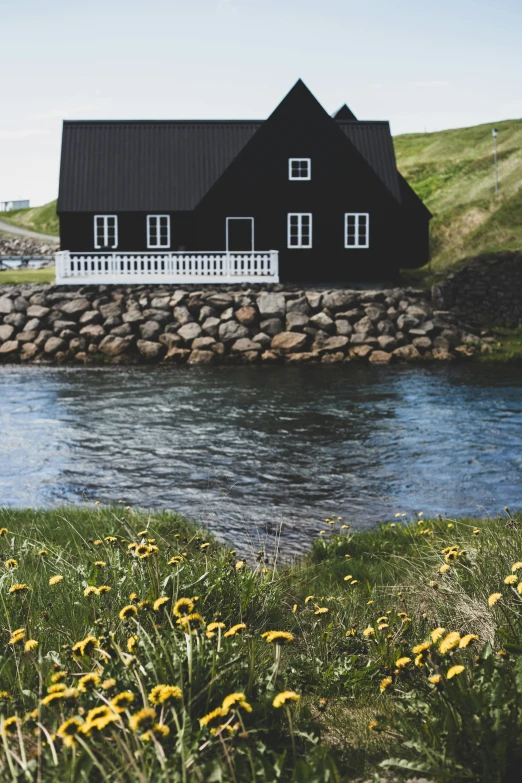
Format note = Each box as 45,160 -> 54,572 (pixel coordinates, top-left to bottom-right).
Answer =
1,506 -> 522,781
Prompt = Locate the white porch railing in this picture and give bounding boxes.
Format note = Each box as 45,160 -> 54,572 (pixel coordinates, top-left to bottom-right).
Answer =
55,250 -> 279,285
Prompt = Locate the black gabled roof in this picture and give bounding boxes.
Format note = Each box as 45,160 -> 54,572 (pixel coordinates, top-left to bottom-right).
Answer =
336,121 -> 401,201
57,83 -> 405,212
57,120 -> 263,213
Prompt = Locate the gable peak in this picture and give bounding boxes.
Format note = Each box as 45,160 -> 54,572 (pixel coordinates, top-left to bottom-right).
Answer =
333,104 -> 358,121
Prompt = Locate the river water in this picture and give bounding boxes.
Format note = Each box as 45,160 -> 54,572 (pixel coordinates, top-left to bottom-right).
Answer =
1,364 -> 521,554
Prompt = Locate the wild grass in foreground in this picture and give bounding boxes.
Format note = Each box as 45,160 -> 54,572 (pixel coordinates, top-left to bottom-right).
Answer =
1,506 -> 522,782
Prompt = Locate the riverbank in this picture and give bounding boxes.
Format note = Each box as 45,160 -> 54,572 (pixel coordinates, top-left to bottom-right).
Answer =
1,506 -> 521,781
0,282 -> 493,365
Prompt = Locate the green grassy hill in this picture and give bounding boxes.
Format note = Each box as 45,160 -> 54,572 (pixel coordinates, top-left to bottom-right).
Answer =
395,117 -> 522,279
1,200 -> 59,236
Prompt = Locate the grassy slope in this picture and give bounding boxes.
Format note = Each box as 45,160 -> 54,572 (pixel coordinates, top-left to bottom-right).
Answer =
1,506 -> 521,781
395,117 -> 522,279
0,201 -> 59,237
0,267 -> 55,284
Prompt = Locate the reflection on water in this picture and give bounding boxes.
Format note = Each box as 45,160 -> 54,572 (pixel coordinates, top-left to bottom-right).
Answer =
0,364 -> 521,553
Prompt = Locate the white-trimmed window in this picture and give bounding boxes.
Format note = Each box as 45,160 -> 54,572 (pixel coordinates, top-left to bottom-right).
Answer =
344,213 -> 369,248
288,158 -> 311,180
147,215 -> 170,248
287,213 -> 312,249
94,215 -> 118,249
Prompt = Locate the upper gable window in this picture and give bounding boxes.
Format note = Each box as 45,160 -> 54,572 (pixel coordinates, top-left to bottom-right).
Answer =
94,215 -> 118,249
147,215 -> 170,249
288,158 -> 311,180
345,213 -> 369,248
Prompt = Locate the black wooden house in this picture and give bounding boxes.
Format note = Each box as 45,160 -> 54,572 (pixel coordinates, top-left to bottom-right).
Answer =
56,80 -> 431,285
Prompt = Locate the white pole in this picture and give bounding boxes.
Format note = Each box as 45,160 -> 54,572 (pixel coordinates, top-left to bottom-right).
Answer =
492,128 -> 499,196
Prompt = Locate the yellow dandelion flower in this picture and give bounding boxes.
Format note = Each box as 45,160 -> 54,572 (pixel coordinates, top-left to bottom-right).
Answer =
0,528 -> 8,537
4,559 -> 18,569
368,719 -> 378,730
235,560 -> 244,570
395,657 -> 411,668
127,636 -> 138,653
173,597 -> 194,617
304,595 -> 314,603
377,623 -> 389,631
429,673 -> 442,685
72,635 -> 98,657
111,691 -> 135,711
119,605 -> 138,620
272,691 -> 299,708
199,707 -> 225,727
47,683 -> 67,694
9,629 -> 25,645
380,676 -> 393,692
24,639 -> 38,652
261,631 -> 294,644
153,596 -> 170,612
224,623 -> 247,637
343,575 -> 353,581
363,626 -> 375,637
38,550 -> 47,556
93,539 -> 102,545
9,583 -> 30,594
141,723 -> 170,741
439,632 -> 461,654
49,575 -> 63,586
78,673 -> 101,692
314,607 -> 328,615
200,543 -> 210,549
104,536 -> 117,543
350,579 -> 358,585
169,556 -> 184,564
57,717 -> 84,746
459,634 -> 478,648
149,685 -> 182,705
101,678 -> 116,691
488,593 -> 502,607
504,575 -> 518,585
447,664 -> 465,679
98,585 -> 111,594
84,586 -> 99,596
439,564 -> 451,574
51,671 -> 67,683
473,528 -> 480,535
517,582 -> 522,595
412,641 -> 432,654
292,604 -> 297,612
222,692 -> 252,714
414,654 -> 424,667
431,627 -> 446,643
94,561 -> 106,567
1,716 -> 20,735
207,622 -> 226,632
511,562 -> 522,572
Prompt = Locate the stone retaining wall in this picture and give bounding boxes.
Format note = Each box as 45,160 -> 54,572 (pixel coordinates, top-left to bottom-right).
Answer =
0,283 -> 490,365
432,251 -> 522,328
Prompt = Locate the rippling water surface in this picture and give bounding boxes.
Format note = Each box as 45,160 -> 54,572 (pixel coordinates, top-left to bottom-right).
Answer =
1,364 -> 521,553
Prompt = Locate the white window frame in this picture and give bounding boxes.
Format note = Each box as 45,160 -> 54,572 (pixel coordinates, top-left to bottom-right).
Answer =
288,158 -> 311,180
344,213 -> 370,249
287,213 -> 312,249
147,214 -> 171,249
94,215 -> 118,249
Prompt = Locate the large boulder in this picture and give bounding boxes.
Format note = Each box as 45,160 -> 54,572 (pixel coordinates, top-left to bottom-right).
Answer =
140,320 -> 162,341
79,310 -> 103,326
369,350 -> 393,364
150,296 -> 171,310
59,298 -> 91,318
178,322 -> 203,344
231,338 -> 261,353
26,304 -> 50,319
335,319 -> 352,337
188,349 -> 215,364
80,324 -> 106,340
206,293 -> 234,311
0,296 -> 14,315
287,296 -> 311,315
136,340 -> 166,361
235,306 -> 257,326
44,336 -> 66,355
260,318 -> 284,336
322,291 -> 355,312
286,312 -> 309,332
318,336 -> 350,353
201,317 -> 221,337
271,331 -> 307,353
122,309 -> 145,325
98,335 -> 134,357
0,340 -> 18,356
218,321 -> 249,343
99,302 -> 123,319
393,344 -> 421,360
0,324 -> 15,342
310,312 -> 334,332
173,306 -> 194,325
257,293 -> 286,319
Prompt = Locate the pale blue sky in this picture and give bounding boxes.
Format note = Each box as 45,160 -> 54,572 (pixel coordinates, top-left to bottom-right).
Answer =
1,0 -> 521,206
